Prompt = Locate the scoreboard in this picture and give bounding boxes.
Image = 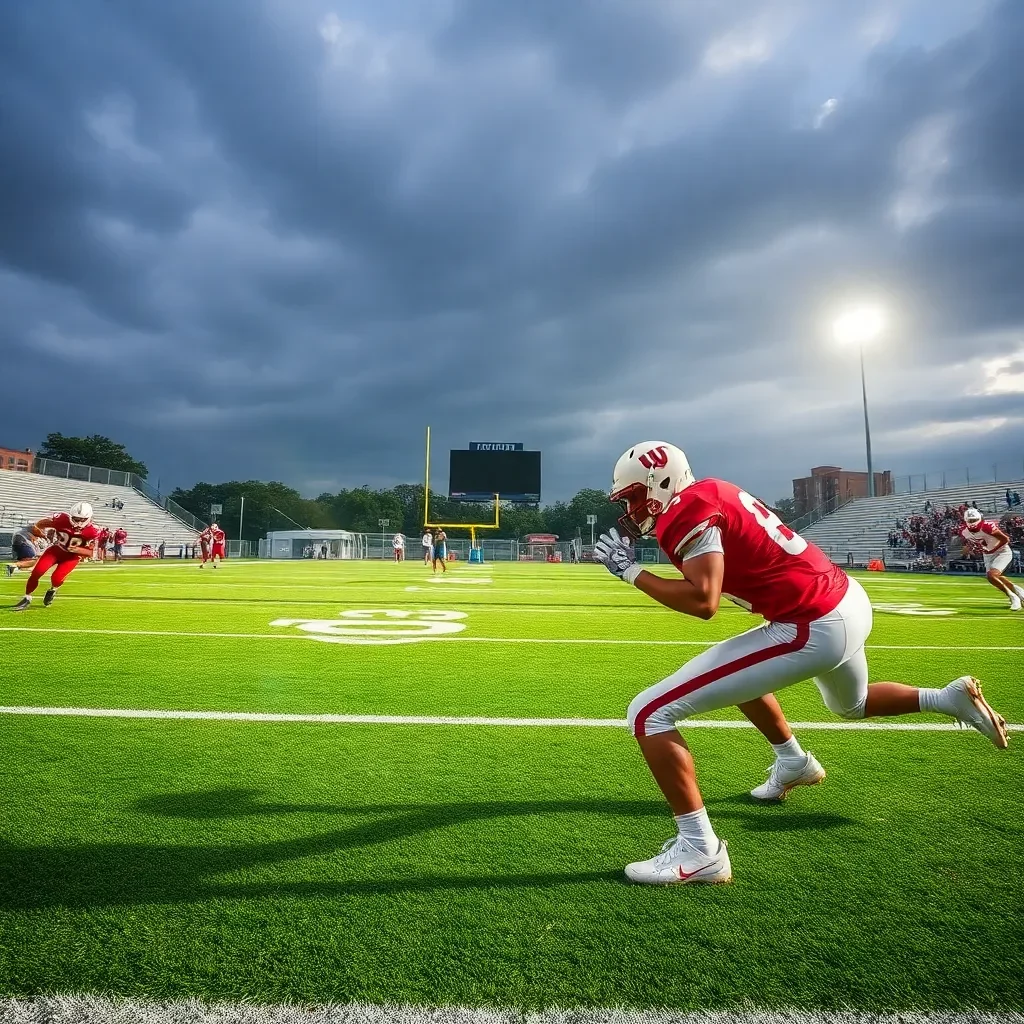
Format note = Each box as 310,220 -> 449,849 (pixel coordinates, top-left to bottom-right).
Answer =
449,446 -> 541,503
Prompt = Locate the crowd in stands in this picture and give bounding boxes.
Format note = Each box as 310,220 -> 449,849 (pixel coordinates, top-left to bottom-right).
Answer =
887,500 -> 1023,562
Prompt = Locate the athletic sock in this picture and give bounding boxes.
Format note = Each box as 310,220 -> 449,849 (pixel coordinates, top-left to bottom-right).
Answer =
674,807 -> 718,856
919,687 -> 957,716
770,736 -> 806,763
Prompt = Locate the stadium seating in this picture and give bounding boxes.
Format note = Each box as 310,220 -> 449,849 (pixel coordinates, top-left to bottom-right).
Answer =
800,479 -> 1024,565
0,469 -> 199,556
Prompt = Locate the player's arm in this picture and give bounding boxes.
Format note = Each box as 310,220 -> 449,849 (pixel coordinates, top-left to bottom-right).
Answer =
30,518 -> 55,539
987,525 -> 1011,547
633,553 -> 724,620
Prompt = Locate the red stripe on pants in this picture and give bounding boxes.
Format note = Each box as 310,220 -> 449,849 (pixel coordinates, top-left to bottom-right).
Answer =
632,622 -> 812,738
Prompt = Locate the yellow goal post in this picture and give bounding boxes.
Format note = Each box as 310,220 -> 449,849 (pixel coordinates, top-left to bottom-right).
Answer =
422,426 -> 501,549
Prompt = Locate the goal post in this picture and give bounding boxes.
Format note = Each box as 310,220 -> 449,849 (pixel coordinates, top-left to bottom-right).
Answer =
423,426 -> 502,558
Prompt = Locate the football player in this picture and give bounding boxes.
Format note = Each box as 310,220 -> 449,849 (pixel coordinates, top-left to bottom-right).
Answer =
5,528 -> 46,576
959,508 -> 1023,611
12,502 -> 100,610
209,522 -> 226,567
596,442 -> 1008,885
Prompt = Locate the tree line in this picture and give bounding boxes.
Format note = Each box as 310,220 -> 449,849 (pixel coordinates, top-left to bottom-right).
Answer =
167,480 -> 622,543
30,433 -> 796,541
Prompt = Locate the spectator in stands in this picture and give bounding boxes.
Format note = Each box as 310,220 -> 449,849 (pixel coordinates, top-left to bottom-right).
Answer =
113,527 -> 127,562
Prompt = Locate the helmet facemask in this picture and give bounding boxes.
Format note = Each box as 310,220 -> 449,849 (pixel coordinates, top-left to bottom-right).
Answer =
612,474 -> 672,540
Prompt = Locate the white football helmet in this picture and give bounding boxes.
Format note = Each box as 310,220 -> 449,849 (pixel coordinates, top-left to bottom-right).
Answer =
964,507 -> 983,529
610,441 -> 695,539
68,501 -> 93,527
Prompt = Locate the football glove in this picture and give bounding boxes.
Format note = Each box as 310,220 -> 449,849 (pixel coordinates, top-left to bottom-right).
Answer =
594,528 -> 643,584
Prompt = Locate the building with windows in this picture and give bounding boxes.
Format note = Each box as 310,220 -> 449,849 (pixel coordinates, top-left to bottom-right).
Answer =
0,447 -> 34,473
793,465 -> 892,514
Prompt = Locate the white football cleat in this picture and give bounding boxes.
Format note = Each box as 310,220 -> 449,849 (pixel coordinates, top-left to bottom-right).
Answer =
624,836 -> 732,886
1009,594 -> 1022,612
944,676 -> 1008,750
750,753 -> 826,801
1012,584 -> 1024,601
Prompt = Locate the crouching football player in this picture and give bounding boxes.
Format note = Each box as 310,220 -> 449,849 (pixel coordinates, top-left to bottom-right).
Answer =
959,508 -> 1024,611
596,442 -> 1008,886
12,502 -> 99,611
5,528 -> 46,577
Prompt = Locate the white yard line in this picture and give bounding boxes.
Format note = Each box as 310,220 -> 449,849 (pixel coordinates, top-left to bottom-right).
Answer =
3,996 -> 1021,1024
1,705 -> 1021,731
1,626 -> 1022,650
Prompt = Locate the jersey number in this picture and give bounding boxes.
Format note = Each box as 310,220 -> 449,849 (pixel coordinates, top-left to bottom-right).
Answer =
738,491 -> 808,555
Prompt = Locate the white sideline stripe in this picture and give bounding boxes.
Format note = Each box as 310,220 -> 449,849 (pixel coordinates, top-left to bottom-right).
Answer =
0,626 -> 1022,651
3,998 -> 1021,1024
1,705 -> 1021,732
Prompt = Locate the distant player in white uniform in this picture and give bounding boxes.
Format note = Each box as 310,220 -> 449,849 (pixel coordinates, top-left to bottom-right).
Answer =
392,532 -> 406,562
959,508 -> 1023,611
594,442 -> 1009,886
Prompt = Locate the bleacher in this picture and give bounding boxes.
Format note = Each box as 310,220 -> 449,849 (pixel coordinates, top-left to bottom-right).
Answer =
800,479 -> 1024,565
0,469 -> 199,556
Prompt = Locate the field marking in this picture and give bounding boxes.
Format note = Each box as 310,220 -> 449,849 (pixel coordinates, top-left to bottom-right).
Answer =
4,997 -> 1022,1024
1,705 -> 1022,732
1,625 -> 1023,651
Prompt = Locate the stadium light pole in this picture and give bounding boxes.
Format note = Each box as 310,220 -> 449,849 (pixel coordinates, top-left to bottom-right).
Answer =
832,305 -> 886,499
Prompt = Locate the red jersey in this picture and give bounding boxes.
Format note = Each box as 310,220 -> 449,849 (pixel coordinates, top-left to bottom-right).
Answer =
211,528 -> 226,545
654,478 -> 849,623
114,528 -> 128,545
48,512 -> 102,554
960,521 -> 1005,553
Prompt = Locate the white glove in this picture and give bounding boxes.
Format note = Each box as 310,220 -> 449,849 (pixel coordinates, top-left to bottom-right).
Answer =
594,528 -> 643,584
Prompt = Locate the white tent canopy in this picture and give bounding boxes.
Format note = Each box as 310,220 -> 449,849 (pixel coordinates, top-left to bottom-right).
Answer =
264,530 -> 368,559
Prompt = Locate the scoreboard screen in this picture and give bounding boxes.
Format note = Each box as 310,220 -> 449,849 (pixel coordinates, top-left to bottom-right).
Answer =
449,449 -> 541,503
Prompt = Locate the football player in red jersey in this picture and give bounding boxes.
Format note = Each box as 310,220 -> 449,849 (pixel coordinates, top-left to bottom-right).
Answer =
959,508 -> 1023,611
597,442 -> 1009,885
209,523 -> 226,567
199,526 -> 212,566
12,502 -> 100,611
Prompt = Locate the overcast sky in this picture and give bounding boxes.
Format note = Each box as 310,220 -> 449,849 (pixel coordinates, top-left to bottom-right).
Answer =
1,0 -> 1022,501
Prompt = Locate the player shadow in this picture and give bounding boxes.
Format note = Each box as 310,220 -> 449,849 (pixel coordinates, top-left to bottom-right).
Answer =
0,789 -> 855,911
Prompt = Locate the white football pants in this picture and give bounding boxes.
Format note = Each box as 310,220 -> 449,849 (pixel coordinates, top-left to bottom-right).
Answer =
628,577 -> 874,737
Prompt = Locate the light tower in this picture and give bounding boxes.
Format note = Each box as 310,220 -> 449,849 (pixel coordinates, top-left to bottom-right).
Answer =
832,305 -> 886,497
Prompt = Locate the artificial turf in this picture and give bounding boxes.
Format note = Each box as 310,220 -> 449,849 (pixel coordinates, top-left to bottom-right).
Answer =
1,559 -> 1022,1011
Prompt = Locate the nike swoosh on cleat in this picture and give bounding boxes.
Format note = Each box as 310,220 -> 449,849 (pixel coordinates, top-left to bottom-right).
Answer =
676,862 -> 720,881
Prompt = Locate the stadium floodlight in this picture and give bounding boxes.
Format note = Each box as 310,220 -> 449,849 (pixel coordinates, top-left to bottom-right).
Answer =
832,304 -> 886,498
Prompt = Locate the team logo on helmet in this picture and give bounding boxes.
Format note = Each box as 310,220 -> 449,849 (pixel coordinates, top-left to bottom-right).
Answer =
637,447 -> 669,470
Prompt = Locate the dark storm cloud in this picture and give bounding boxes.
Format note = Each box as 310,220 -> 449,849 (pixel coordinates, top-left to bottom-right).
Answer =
0,0 -> 1021,502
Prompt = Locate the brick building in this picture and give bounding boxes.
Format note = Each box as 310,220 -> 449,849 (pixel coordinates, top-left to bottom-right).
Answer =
793,465 -> 892,514
0,446 -> 34,473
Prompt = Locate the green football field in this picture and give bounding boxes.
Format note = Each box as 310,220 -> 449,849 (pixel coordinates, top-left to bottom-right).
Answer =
1,558 -> 1022,1015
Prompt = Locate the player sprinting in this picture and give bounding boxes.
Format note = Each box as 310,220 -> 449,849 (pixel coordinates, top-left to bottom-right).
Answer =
960,508 -> 1023,611
596,442 -> 1008,886
12,502 -> 100,611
